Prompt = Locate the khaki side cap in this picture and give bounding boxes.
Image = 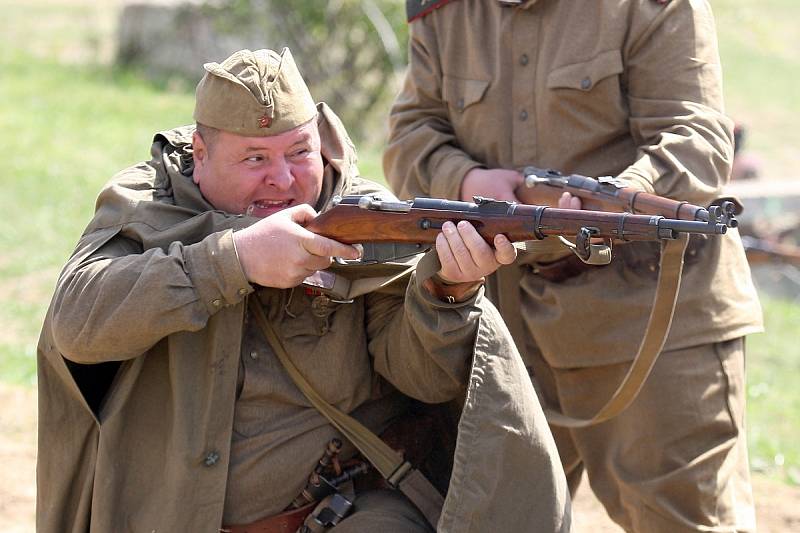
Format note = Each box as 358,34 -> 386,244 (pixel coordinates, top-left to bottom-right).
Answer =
193,47 -> 317,136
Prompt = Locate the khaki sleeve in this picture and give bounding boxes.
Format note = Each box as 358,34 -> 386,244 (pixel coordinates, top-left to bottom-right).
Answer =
365,272 -> 481,403
50,228 -> 252,364
383,17 -> 483,201
618,0 -> 734,205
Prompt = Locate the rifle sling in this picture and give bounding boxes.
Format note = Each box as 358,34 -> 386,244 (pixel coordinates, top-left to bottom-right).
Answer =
543,233 -> 689,427
419,234 -> 688,428
249,298 -> 444,527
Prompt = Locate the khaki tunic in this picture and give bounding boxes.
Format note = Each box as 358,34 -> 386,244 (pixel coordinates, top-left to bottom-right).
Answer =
384,0 -> 763,531
384,0 -> 763,366
37,104 -> 569,532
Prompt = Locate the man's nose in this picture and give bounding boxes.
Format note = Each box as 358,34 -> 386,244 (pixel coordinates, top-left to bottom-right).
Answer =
263,158 -> 293,190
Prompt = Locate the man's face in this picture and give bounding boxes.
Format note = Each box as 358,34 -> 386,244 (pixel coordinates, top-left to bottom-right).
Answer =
192,119 -> 324,218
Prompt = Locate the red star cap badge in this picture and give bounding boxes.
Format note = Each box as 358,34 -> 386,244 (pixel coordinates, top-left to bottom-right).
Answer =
258,114 -> 272,128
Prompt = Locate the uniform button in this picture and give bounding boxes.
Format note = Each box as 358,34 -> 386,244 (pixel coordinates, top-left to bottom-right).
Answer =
580,77 -> 592,90
456,98 -> 465,111
238,288 -> 248,296
519,110 -> 528,121
249,350 -> 259,360
648,263 -> 657,272
519,54 -> 529,66
204,451 -> 220,466
211,299 -> 222,307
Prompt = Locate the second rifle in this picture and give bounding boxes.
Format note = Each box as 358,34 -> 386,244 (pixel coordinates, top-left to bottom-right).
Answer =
518,166 -> 739,228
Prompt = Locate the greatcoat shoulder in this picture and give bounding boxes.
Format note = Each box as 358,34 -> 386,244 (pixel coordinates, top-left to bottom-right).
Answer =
406,0 -> 461,23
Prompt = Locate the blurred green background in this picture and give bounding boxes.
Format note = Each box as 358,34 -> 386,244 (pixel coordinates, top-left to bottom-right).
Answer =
1,0 -> 798,489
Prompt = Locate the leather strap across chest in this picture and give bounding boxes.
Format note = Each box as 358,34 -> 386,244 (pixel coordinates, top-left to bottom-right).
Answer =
249,298 -> 444,527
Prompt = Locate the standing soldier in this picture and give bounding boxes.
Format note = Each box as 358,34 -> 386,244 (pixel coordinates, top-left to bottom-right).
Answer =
384,1 -> 764,531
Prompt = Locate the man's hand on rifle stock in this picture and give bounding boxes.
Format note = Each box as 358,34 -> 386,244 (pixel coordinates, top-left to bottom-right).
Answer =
234,205 -> 361,289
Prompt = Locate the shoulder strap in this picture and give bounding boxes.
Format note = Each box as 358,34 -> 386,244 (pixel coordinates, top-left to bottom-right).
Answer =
249,299 -> 444,526
407,0 -> 459,23
543,233 -> 689,427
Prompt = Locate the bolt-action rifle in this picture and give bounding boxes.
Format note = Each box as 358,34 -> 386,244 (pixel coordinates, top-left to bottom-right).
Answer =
518,166 -> 740,227
305,194 -> 735,265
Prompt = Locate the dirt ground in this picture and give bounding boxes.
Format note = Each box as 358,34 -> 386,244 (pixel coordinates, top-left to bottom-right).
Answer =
2,383 -> 799,532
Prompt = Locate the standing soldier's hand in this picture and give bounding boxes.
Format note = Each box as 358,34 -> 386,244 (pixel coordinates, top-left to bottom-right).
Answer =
558,192 -> 583,210
460,168 -> 522,203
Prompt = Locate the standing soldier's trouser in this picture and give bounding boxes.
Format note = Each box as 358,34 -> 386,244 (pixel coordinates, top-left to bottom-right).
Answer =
529,338 -> 755,533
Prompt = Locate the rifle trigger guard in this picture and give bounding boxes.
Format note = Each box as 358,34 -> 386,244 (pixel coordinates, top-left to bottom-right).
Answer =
573,227 -> 612,265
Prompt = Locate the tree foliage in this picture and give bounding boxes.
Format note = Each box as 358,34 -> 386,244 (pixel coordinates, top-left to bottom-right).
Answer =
214,0 -> 409,141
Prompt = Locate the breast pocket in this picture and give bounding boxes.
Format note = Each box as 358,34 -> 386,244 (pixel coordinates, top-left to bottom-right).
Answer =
545,49 -> 627,136
442,75 -> 490,114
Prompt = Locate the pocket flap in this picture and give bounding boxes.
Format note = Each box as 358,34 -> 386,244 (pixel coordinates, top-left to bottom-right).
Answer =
547,49 -> 623,91
442,75 -> 490,111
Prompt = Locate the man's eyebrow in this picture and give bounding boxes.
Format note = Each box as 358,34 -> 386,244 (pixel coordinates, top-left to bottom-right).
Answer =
242,133 -> 313,152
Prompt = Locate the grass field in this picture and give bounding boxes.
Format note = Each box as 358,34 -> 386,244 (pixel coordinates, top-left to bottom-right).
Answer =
1,0 -> 798,485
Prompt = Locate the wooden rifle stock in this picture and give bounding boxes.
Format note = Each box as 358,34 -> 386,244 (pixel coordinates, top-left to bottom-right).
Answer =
305,196 -> 729,253
518,166 -> 739,228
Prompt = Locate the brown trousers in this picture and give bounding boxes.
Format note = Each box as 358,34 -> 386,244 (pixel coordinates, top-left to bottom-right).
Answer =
530,338 -> 755,533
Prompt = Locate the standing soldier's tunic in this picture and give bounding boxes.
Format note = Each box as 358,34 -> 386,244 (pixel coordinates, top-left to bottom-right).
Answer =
385,1 -> 764,531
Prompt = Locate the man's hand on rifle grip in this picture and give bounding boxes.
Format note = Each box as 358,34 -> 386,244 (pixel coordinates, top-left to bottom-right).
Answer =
436,220 -> 516,281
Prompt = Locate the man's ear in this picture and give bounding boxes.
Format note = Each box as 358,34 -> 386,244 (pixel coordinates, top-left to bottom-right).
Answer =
192,131 -> 207,184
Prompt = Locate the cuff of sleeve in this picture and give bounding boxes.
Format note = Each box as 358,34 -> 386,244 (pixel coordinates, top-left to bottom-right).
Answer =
617,165 -> 658,194
413,271 -> 483,307
184,229 -> 253,315
430,153 -> 484,200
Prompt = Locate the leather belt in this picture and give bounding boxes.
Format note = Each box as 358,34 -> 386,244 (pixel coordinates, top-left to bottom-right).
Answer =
221,502 -> 316,533
531,252 -> 607,283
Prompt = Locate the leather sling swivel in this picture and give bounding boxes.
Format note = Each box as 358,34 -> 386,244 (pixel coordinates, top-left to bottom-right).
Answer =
541,234 -> 690,428
249,299 -> 444,529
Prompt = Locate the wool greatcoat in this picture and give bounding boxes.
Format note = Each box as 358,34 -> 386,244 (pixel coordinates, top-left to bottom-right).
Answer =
36,104 -> 569,533
384,0 -> 764,531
